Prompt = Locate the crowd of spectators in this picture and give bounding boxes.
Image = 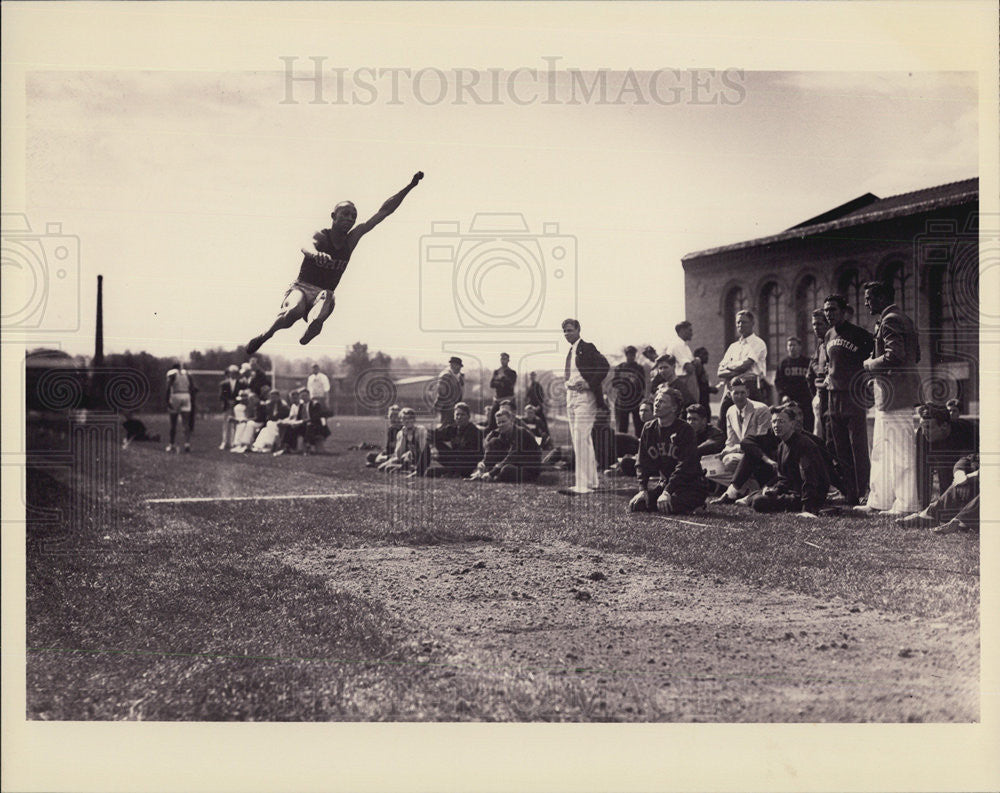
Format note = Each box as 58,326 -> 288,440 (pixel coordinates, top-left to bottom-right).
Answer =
135,283 -> 978,540
358,283 -> 978,538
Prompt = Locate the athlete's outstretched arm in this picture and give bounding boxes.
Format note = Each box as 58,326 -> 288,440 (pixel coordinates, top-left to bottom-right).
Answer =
353,172 -> 423,237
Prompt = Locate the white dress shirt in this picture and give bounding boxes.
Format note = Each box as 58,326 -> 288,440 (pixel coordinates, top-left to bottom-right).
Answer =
718,334 -> 768,393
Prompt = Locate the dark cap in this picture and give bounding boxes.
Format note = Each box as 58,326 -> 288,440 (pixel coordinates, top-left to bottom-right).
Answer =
449,356 -> 463,366
624,345 -> 637,355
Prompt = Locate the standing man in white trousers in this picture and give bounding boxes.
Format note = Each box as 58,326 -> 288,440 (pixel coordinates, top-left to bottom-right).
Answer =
560,318 -> 610,495
860,280 -> 922,514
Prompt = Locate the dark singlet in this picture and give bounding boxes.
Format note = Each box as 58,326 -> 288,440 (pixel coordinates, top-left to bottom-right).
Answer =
297,228 -> 353,291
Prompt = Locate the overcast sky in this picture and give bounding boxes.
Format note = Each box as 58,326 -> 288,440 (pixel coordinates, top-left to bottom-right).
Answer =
16,67 -> 977,375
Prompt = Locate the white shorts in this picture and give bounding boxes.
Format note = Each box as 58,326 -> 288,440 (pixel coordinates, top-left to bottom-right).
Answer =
168,393 -> 192,414
283,280 -> 331,315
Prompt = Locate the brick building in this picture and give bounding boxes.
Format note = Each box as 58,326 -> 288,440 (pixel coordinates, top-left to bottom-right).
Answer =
682,178 -> 979,411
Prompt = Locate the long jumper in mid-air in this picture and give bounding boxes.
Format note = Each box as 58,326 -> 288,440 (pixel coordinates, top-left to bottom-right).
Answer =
245,171 -> 424,355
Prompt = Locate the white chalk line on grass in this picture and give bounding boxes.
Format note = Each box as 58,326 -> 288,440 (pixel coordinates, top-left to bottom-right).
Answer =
145,493 -> 361,505
657,515 -> 709,528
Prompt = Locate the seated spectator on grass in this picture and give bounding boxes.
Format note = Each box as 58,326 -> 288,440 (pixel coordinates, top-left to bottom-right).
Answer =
897,454 -> 979,535
121,412 -> 160,448
749,403 -> 830,517
683,403 -> 725,457
519,404 -> 551,449
627,386 -> 707,515
274,390 -> 308,455
379,407 -> 430,475
719,376 -> 770,473
230,391 -> 263,453
608,400 -> 654,477
713,401 -> 840,507
302,396 -> 331,454
366,404 -> 403,467
915,403 -> 978,510
427,402 -> 483,478
711,425 -> 779,505
470,404 -> 541,483
251,389 -> 290,453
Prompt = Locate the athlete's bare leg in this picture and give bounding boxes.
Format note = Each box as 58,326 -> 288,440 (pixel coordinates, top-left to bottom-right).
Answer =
299,290 -> 336,346
246,290 -> 309,354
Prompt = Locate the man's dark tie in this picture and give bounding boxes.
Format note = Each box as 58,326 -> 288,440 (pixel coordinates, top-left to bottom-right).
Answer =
565,348 -> 572,381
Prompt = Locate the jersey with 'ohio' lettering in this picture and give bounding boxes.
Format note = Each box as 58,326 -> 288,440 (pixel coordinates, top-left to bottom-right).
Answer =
297,228 -> 354,292
636,417 -> 704,493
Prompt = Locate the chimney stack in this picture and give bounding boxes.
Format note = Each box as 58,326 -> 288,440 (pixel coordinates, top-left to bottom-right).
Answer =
94,274 -> 104,367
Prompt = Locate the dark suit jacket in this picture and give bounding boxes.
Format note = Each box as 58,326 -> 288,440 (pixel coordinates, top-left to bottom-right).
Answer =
219,377 -> 240,411
867,304 -> 921,412
571,339 -> 610,410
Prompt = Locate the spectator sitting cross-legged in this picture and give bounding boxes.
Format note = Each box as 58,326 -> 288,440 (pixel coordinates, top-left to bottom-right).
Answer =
915,402 -> 978,510
519,403 -> 552,450
470,404 -> 542,483
230,391 -> 263,453
379,407 -> 430,475
274,390 -> 307,455
717,376 -> 770,475
426,401 -> 483,478
627,386 -> 707,515
749,403 -> 831,518
251,389 -> 289,452
897,454 -> 979,535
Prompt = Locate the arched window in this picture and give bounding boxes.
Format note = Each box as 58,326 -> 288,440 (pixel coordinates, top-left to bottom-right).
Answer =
759,281 -> 785,369
835,264 -> 870,322
723,285 -> 748,348
877,259 -> 909,313
925,261 -> 966,367
794,274 -> 823,356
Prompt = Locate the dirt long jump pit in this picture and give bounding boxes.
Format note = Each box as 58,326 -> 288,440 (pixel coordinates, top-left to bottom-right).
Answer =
274,539 -> 978,722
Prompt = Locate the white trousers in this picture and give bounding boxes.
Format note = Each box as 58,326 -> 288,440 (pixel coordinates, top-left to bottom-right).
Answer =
567,389 -> 599,490
867,408 -> 919,513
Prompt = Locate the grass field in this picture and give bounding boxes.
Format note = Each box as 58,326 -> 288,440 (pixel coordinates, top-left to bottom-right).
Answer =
25,414 -> 979,721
